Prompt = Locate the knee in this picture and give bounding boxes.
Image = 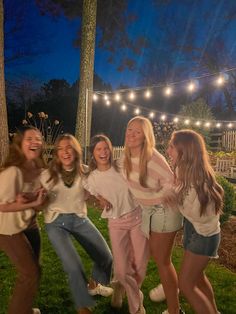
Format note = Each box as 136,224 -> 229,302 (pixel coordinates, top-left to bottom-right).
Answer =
178,273 -> 191,295
19,262 -> 40,288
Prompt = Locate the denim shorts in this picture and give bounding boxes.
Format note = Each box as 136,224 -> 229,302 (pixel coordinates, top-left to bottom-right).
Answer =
183,218 -> 220,258
150,205 -> 183,233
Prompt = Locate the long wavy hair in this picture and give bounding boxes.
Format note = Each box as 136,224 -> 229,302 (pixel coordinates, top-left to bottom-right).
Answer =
124,116 -> 156,187
1,126 -> 44,172
88,134 -> 118,172
47,133 -> 86,185
170,129 -> 224,215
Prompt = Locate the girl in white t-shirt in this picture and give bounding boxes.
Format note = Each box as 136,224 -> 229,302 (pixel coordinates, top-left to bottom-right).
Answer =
84,134 -> 149,314
166,129 -> 223,314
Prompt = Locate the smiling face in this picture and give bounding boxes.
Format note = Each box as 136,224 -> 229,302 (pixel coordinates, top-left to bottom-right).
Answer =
57,138 -> 76,170
93,140 -> 111,171
125,120 -> 145,156
21,129 -> 43,161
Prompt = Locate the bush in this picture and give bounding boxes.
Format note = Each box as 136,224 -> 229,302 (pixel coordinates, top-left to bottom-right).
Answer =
217,176 -> 236,223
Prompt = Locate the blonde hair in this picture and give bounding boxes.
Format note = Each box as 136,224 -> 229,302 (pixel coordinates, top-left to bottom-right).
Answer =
47,134 -> 85,185
124,116 -> 156,187
88,134 -> 118,172
170,129 -> 224,215
1,126 -> 44,171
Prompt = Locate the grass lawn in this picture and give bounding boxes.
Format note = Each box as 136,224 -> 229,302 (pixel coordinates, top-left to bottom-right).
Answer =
0,207 -> 236,314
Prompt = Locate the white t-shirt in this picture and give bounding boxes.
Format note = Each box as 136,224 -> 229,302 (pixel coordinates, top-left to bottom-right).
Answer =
83,167 -> 138,219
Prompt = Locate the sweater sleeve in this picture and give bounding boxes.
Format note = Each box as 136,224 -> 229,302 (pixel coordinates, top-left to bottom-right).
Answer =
0,167 -> 24,203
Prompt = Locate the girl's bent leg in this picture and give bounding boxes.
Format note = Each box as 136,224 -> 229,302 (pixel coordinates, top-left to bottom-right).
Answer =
46,221 -> 96,309
0,232 -> 40,314
179,250 -> 216,314
150,231 -> 179,314
72,217 -> 113,285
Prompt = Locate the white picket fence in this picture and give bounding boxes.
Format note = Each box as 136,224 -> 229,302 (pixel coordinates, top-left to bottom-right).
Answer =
222,130 -> 236,151
113,146 -> 124,160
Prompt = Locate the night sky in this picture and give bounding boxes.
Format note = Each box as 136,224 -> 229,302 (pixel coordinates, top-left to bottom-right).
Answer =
5,0 -> 236,89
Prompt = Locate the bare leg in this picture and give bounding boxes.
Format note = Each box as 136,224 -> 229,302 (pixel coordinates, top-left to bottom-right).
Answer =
179,250 -> 217,314
150,231 -> 179,314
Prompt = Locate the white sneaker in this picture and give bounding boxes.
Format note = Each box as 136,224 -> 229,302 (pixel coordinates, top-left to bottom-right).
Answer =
32,309 -> 41,314
149,284 -> 166,302
88,283 -> 113,297
162,311 -> 169,314
135,290 -> 146,314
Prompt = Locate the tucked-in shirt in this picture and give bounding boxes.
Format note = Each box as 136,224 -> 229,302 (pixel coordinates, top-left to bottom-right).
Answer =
179,187 -> 220,236
40,169 -> 87,223
121,149 -> 174,206
0,166 -> 39,235
83,167 -> 138,219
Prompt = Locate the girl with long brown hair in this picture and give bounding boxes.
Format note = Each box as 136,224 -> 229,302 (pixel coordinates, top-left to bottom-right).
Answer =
0,126 -> 46,314
167,129 -> 223,314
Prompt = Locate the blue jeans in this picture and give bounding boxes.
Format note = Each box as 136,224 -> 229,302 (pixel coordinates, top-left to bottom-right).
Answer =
45,214 -> 113,309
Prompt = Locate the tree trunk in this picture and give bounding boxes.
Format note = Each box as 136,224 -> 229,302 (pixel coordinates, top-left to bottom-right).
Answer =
0,0 -> 9,165
75,0 -> 97,155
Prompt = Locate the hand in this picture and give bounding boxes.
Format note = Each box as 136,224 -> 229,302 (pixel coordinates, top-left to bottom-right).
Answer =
97,195 -> 112,211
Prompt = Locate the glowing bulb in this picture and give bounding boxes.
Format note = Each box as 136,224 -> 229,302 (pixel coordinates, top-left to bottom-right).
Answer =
216,123 -> 221,128
173,117 -> 179,123
129,91 -> 135,100
106,100 -> 110,106
195,121 -> 201,126
134,108 -> 140,115
115,93 -> 121,101
149,112 -> 155,119
121,104 -> 127,111
227,123 -> 233,128
187,80 -> 198,92
164,86 -> 172,96
161,115 -> 166,121
216,76 -> 224,86
205,122 -> 211,128
93,94 -> 98,101
104,94 -> 109,101
145,90 -> 151,98
184,119 -> 190,125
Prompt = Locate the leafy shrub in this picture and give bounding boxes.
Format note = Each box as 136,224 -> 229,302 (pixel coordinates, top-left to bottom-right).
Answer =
217,176 -> 236,223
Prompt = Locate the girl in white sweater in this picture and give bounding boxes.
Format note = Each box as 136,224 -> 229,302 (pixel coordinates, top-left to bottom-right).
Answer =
84,134 -> 149,314
166,129 -> 223,314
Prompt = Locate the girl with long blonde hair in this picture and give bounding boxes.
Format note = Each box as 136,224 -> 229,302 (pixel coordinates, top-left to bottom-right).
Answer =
167,129 -> 223,314
123,116 -> 183,314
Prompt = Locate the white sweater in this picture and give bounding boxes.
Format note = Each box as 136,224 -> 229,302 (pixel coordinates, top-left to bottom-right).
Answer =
40,169 -> 87,223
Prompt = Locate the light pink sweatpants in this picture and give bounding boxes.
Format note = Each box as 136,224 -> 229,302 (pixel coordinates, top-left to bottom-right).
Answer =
108,206 -> 149,314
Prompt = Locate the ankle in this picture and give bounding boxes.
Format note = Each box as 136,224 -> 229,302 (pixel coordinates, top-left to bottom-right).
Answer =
88,278 -> 97,289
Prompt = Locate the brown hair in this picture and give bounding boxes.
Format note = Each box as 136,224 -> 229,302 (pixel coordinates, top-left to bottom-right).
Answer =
1,126 -> 44,171
88,134 -> 118,172
123,116 -> 156,187
47,133 -> 86,185
170,129 -> 224,215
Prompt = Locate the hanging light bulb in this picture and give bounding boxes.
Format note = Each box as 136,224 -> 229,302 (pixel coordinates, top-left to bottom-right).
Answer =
205,122 -> 211,128
227,123 -> 233,128
173,117 -> 179,123
134,108 -> 140,115
187,80 -> 198,92
93,94 -> 98,101
104,94 -> 109,101
164,86 -> 172,96
160,114 -> 166,121
216,122 -> 221,128
149,112 -> 155,119
195,121 -> 201,126
121,104 -> 127,111
145,90 -> 151,98
106,100 -> 111,106
184,119 -> 190,125
129,91 -> 135,100
115,93 -> 121,101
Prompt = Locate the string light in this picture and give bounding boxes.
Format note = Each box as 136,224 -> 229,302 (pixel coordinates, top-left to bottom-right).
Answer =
173,117 -> 179,123
184,119 -> 190,125
205,122 -> 211,128
104,94 -> 109,101
216,123 -> 221,128
149,112 -> 155,119
195,121 -> 201,126
129,91 -> 135,100
145,90 -> 151,98
160,114 -> 166,121
121,104 -> 127,111
134,108 -> 141,115
115,93 -> 121,101
164,86 -> 172,96
106,100 -> 111,106
93,94 -> 98,101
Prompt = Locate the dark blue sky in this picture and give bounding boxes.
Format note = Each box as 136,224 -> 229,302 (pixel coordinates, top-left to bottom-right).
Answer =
4,0 -> 236,90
